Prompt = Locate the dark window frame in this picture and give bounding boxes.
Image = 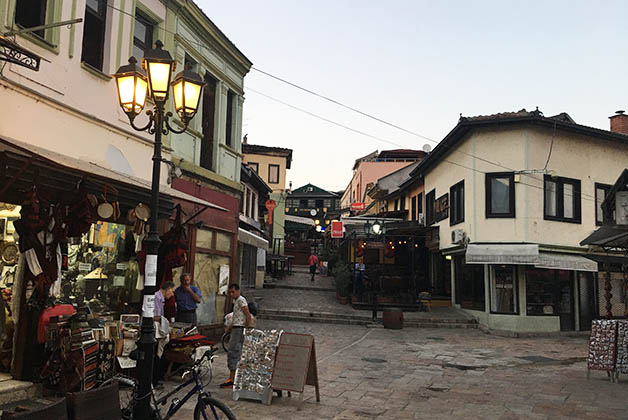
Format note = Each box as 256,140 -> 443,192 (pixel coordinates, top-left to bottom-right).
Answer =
225,90 -> 234,147
247,162 -> 259,173
81,0 -> 108,71
543,175 -> 581,224
450,180 -> 465,226
411,196 -> 417,221
201,72 -> 217,171
594,182 -> 612,226
132,11 -> 153,59
425,190 -> 435,225
485,172 -> 515,218
417,192 -> 423,218
268,164 -> 280,184
489,265 -> 519,315
15,0 -> 47,39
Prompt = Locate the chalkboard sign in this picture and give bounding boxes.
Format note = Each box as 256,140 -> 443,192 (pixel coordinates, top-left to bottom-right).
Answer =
271,332 -> 320,401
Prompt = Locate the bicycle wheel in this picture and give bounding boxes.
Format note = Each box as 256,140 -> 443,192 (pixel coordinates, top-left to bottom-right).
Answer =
194,396 -> 237,420
221,332 -> 230,352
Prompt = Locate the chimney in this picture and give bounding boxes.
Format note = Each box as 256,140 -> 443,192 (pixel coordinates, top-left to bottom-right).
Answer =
609,110 -> 628,134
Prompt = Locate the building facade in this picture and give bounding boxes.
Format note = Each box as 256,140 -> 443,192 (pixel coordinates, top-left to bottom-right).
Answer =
416,109 -> 628,333
242,142 -> 293,254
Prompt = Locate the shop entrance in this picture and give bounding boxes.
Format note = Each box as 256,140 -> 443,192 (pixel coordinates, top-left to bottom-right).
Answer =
526,269 -> 575,331
557,272 -> 575,331
577,272 -> 596,331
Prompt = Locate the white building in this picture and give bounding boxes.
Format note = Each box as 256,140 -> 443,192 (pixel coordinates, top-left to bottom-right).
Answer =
414,109 -> 628,334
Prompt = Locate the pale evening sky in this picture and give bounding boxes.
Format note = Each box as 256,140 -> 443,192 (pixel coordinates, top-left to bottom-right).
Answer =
198,0 -> 628,192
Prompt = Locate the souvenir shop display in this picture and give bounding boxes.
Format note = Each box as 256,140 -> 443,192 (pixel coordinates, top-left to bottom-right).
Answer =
586,319 -> 628,382
233,329 -> 282,405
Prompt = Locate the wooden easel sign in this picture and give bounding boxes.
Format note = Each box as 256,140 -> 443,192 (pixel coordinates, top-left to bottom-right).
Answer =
271,332 -> 321,404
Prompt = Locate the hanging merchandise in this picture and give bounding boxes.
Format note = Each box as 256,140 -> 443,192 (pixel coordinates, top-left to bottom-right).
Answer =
157,205 -> 188,319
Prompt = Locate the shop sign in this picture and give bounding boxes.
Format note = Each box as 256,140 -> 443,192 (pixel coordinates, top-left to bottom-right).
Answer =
116,263 -> 128,270
350,202 -> 366,211
365,241 -> 385,249
331,221 -> 343,238
78,263 -> 92,272
265,199 -> 277,224
616,191 -> 628,225
434,193 -> 449,222
271,332 -> 320,401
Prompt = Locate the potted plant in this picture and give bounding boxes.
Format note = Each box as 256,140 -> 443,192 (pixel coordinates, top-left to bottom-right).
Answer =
333,263 -> 351,304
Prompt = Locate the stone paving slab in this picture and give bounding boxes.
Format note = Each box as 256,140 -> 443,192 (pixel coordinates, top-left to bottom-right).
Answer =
166,320 -> 627,420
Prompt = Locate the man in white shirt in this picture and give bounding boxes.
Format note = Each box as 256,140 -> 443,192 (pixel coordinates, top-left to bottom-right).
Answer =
220,283 -> 251,388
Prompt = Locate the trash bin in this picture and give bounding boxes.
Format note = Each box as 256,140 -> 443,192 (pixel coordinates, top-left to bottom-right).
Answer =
383,309 -> 403,329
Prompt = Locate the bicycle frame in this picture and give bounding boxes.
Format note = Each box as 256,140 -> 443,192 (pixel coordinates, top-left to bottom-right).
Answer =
155,364 -> 222,420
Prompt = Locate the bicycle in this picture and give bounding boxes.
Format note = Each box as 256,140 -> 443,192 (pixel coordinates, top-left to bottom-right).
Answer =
221,331 -> 230,352
114,348 -> 236,420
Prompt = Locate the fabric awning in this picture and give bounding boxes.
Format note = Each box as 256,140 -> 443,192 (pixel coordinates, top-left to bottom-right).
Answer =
466,244 -> 539,264
284,214 -> 315,226
535,252 -> 598,272
238,228 -> 269,250
0,135 -> 227,214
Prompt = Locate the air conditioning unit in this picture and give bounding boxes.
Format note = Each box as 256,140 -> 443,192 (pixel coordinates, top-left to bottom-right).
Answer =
417,213 -> 425,225
451,229 -> 465,244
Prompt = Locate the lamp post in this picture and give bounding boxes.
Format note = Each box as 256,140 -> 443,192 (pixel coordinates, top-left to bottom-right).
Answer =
113,40 -> 204,420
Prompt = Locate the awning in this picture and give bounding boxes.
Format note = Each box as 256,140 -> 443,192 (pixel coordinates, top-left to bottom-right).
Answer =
580,224 -> 628,248
284,214 -> 315,226
238,228 -> 269,250
466,244 -> 539,265
535,252 -> 598,272
0,135 -> 227,216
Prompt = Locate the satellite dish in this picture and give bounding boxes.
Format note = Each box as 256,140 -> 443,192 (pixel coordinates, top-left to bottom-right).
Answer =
422,144 -> 432,153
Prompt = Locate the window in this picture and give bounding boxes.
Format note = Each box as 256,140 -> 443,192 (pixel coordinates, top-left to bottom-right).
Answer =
394,199 -> 399,211
81,0 -> 108,71
324,199 -> 332,209
247,162 -> 259,173
544,175 -> 581,223
315,199 -> 324,208
225,90 -> 234,147
15,0 -> 47,38
425,190 -> 435,225
490,265 -> 518,314
400,194 -> 406,211
411,196 -> 417,221
417,192 -> 423,217
454,256 -> 485,311
268,164 -> 279,184
525,268 -> 573,318
595,183 -> 612,225
133,12 -> 153,59
450,180 -> 464,226
201,73 -> 217,171
486,172 -> 515,218
299,199 -> 308,208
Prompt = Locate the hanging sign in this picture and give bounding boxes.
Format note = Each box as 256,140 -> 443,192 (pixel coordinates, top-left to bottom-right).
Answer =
331,221 -> 343,238
350,202 -> 365,211
265,199 -> 277,224
271,332 -> 320,402
78,263 -> 92,273
434,193 -> 449,222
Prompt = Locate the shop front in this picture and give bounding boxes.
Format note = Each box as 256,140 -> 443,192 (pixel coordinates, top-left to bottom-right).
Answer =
0,136 -> 223,388
450,243 -> 599,333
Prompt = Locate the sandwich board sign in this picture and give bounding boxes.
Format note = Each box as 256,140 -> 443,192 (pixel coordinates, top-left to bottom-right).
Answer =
271,332 -> 320,403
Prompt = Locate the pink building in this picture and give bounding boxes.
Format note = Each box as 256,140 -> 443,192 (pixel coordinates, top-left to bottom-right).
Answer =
342,149 -> 426,213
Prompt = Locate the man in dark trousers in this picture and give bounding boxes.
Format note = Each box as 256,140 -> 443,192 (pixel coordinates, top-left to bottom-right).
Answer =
309,252 -> 319,282
174,273 -> 201,325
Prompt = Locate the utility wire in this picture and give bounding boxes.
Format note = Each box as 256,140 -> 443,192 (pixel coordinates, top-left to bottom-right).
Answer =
105,2 -> 596,202
247,88 -> 596,204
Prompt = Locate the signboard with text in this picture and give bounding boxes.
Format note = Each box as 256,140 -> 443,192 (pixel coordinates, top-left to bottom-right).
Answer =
331,221 -> 343,238
271,332 -> 320,401
350,202 -> 366,212
434,193 -> 449,222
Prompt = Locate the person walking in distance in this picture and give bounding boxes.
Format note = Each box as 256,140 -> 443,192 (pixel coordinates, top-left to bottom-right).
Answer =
174,273 -> 201,325
220,283 -> 252,388
309,251 -> 319,282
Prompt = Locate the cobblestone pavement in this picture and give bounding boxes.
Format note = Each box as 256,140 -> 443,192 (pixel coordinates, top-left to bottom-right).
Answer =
168,320 -> 627,420
164,270 -> 627,419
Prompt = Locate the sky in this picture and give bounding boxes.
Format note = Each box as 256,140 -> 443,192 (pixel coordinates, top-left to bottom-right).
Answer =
198,0 -> 628,192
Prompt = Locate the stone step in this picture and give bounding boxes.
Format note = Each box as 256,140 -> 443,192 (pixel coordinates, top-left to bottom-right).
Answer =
0,378 -> 41,407
258,309 -> 478,329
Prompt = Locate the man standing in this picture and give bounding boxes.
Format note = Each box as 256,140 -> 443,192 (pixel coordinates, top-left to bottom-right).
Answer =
309,251 -> 319,282
220,283 -> 251,388
174,273 -> 201,325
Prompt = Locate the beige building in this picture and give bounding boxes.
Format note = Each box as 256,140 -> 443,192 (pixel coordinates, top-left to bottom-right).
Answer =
242,142 -> 293,254
415,109 -> 628,334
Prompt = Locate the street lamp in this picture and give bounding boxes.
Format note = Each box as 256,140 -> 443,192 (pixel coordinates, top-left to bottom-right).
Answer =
113,40 -> 204,420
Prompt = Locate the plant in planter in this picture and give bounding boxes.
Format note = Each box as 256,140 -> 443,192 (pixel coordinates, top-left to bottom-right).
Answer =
333,263 -> 351,304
